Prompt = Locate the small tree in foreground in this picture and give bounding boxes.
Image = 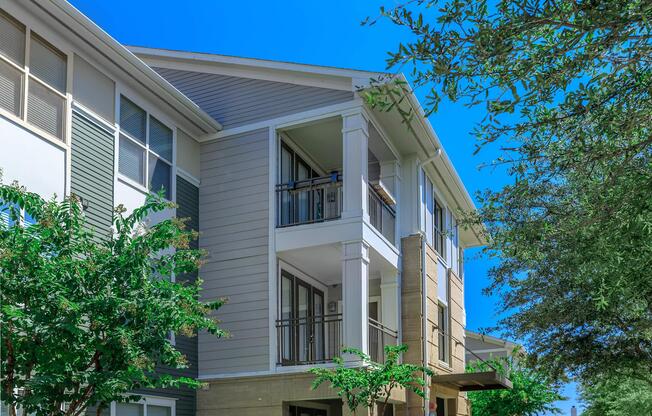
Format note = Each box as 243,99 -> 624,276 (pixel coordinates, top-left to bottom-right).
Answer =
0,183 -> 225,416
467,354 -> 562,416
310,345 -> 433,416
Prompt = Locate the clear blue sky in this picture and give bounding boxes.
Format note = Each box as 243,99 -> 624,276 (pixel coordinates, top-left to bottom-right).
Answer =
69,0 -> 578,413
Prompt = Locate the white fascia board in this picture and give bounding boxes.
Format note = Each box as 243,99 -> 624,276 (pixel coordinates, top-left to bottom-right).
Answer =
41,0 -> 222,136
393,75 -> 486,246
129,46 -> 387,92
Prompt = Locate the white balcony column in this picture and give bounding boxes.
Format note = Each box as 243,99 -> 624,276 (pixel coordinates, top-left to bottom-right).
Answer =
380,270 -> 400,332
379,160 -> 400,196
341,112 -> 369,221
342,240 -> 370,358
380,160 -> 401,244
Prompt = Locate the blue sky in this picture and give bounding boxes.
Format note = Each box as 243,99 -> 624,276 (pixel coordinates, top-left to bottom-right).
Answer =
69,0 -> 578,412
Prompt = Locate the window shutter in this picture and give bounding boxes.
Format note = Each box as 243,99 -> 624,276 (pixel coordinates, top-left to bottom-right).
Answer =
27,79 -> 65,139
0,59 -> 22,116
0,10 -> 25,66
29,33 -> 66,93
119,134 -> 145,185
119,95 -> 146,142
149,116 -> 173,161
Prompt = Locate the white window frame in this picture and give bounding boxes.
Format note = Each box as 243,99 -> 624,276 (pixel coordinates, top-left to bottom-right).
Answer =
422,169 -> 449,263
110,395 -> 176,416
437,301 -> 451,366
0,9 -> 72,148
117,94 -> 176,201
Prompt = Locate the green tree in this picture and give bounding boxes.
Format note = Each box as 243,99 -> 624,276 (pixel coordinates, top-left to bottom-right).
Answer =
0,183 -> 225,416
310,345 -> 433,416
580,370 -> 652,416
467,354 -> 562,416
366,0 -> 652,384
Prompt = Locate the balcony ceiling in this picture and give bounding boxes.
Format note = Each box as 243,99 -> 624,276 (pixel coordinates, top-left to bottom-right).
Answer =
283,117 -> 343,173
278,242 -> 395,286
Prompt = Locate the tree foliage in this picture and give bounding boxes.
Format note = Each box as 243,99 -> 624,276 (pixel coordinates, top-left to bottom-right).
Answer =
0,183 -> 225,416
367,0 -> 652,383
580,370 -> 652,416
467,354 -> 562,416
310,345 -> 433,416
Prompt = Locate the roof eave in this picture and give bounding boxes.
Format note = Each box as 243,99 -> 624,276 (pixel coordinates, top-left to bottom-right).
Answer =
44,0 -> 222,135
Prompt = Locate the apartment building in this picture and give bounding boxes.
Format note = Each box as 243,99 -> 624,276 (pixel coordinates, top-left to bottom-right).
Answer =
0,1 -> 220,415
1,1 -> 510,416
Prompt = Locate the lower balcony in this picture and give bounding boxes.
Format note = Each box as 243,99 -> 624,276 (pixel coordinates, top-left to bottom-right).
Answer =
275,314 -> 398,366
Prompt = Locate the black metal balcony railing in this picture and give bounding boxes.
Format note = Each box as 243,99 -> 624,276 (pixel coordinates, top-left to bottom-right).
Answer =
368,318 -> 398,364
276,172 -> 342,227
368,185 -> 396,243
276,313 -> 342,366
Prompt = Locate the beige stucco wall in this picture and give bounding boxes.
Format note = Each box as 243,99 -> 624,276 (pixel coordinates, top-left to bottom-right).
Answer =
399,234 -> 469,416
198,372 -> 405,416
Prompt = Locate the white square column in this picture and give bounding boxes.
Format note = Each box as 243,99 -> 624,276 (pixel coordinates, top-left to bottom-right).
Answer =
380,270 -> 400,333
380,160 -> 401,245
341,112 -> 369,221
342,240 -> 370,357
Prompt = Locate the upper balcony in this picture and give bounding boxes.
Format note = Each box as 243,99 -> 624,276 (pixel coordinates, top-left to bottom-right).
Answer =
274,113 -> 400,267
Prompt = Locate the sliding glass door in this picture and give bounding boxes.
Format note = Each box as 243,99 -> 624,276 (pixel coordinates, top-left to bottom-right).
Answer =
278,270 -> 325,365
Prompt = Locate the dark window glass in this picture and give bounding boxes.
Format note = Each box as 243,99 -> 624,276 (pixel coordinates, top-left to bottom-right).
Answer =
149,154 -> 171,200
120,95 -> 146,142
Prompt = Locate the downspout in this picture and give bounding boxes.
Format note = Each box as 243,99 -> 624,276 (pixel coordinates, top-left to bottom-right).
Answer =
421,236 -> 429,416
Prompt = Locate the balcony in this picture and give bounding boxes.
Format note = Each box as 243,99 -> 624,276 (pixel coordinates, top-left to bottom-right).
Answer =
276,313 -> 342,366
368,317 -> 398,363
275,313 -> 398,366
276,172 -> 342,227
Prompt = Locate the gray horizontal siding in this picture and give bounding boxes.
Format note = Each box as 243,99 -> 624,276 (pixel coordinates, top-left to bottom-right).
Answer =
70,109 -> 114,239
154,67 -> 354,129
198,128 -> 270,376
131,176 -> 201,416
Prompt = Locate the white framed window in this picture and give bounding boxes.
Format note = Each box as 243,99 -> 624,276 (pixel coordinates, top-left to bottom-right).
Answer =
118,95 -> 174,200
111,396 -> 175,416
437,303 -> 450,365
0,9 -> 68,141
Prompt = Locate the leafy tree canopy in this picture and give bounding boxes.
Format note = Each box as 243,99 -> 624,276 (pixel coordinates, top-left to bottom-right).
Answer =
467,353 -> 562,416
0,183 -> 225,416
580,369 -> 652,416
366,0 -> 652,383
310,345 -> 433,416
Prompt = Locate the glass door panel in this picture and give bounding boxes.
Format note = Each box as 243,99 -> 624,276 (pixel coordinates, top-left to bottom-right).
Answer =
313,290 -> 324,361
295,157 -> 311,223
296,281 -> 310,363
280,144 -> 293,225
280,272 -> 294,362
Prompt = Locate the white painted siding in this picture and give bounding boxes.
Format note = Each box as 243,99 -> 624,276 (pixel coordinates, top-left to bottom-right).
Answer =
0,116 -> 65,198
198,128 -> 270,376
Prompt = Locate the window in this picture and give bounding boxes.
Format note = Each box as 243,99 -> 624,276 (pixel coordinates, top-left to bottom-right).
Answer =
119,95 -> 173,200
113,398 -> 174,416
277,140 -> 334,226
437,303 -> 450,364
434,198 -> 445,257
0,10 -> 68,140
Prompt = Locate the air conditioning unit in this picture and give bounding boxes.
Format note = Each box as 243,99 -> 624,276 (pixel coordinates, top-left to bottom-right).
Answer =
370,180 -> 396,206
